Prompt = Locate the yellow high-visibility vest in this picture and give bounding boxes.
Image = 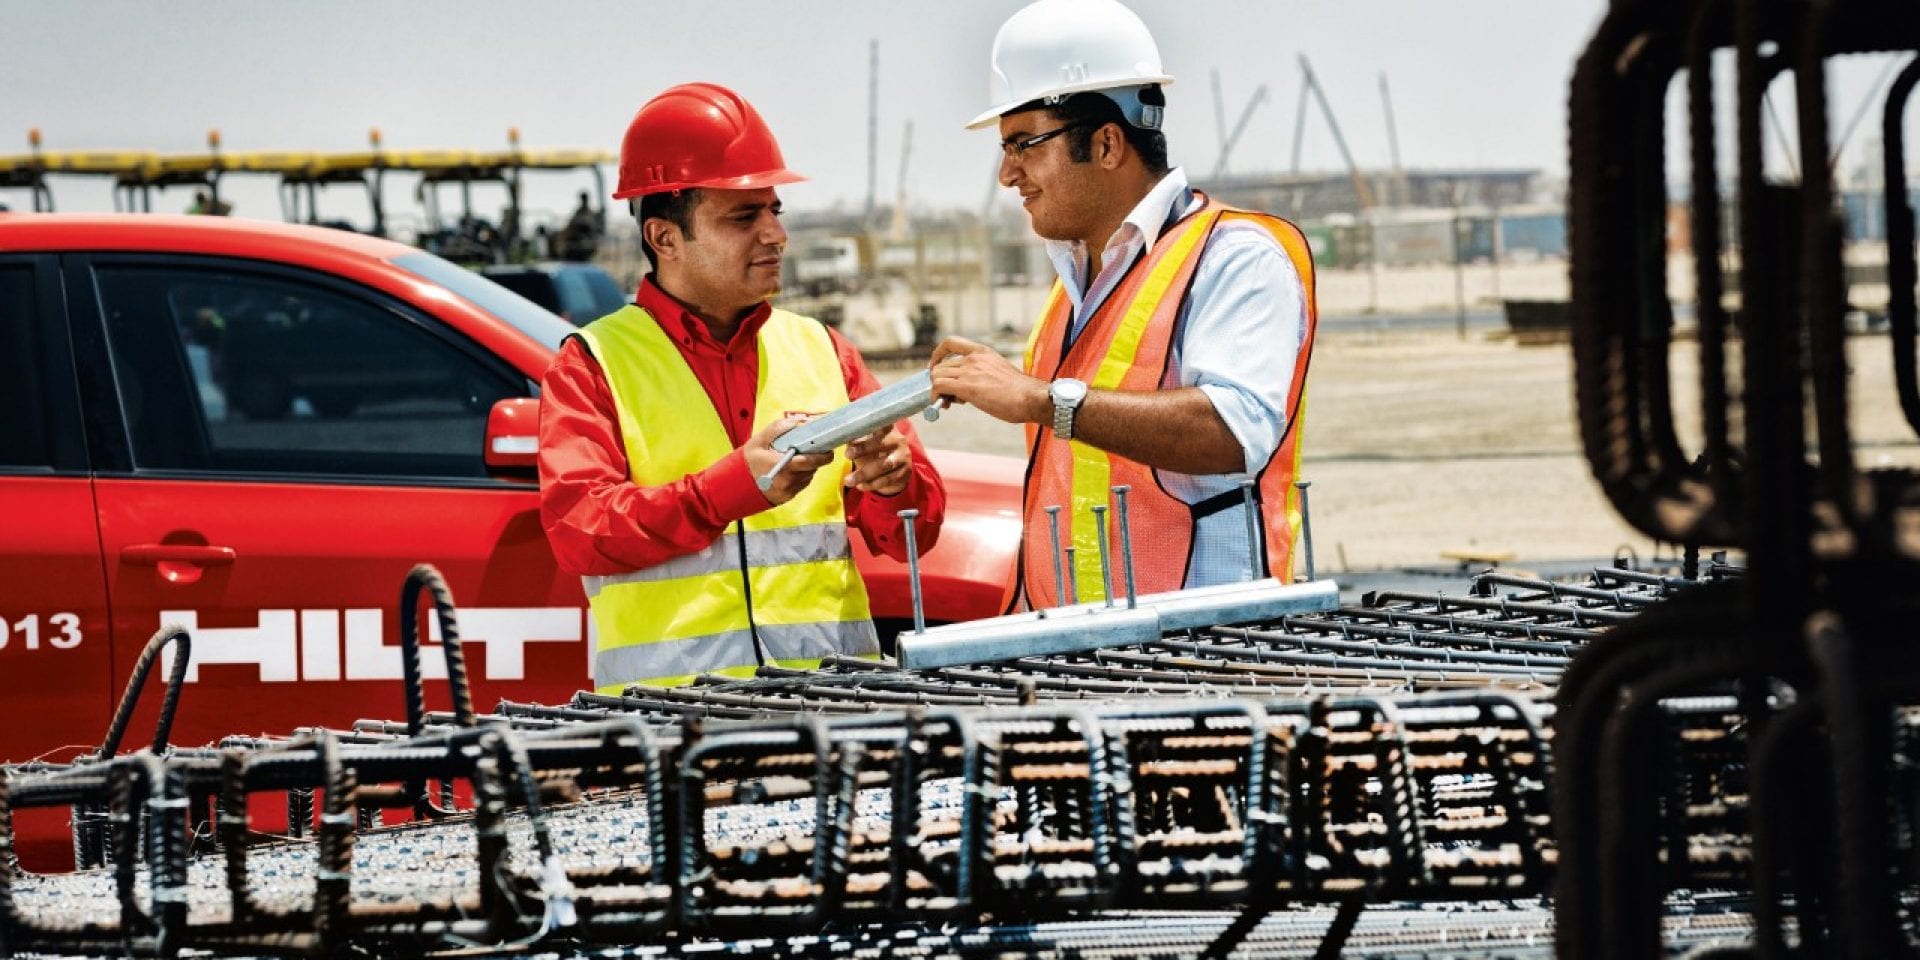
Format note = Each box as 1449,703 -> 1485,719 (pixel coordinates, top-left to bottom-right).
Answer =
573,305 -> 877,690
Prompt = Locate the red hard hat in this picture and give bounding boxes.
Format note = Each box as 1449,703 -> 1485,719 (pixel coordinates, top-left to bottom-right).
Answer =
613,82 -> 805,200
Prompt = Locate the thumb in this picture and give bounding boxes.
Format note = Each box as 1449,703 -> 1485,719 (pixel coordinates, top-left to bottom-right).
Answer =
747,416 -> 791,450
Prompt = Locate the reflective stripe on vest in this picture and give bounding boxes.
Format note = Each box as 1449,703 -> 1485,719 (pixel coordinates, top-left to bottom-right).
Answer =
594,620 -> 878,690
1017,196 -> 1318,609
580,521 -> 853,596
574,305 -> 878,690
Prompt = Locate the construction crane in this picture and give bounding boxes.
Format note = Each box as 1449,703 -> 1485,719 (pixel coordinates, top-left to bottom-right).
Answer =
1210,77 -> 1270,180
1292,54 -> 1375,210
888,120 -> 913,242
1211,69 -> 1230,162
1380,73 -> 1407,207
865,39 -> 879,225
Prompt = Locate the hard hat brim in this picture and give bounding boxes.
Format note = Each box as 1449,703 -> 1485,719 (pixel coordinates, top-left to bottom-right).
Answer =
612,168 -> 807,201
965,74 -> 1174,130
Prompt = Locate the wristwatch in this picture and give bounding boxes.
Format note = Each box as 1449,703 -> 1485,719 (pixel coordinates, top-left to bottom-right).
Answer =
1049,377 -> 1089,440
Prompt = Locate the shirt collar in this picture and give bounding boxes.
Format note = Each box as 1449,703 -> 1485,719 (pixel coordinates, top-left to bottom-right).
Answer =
636,275 -> 771,352
1043,166 -> 1195,286
1117,166 -> 1194,251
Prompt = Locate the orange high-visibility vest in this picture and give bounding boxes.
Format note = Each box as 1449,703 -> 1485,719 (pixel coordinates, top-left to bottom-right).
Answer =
1015,194 -> 1317,610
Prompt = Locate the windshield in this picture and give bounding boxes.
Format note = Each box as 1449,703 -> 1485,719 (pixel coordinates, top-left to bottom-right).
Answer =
390,252 -> 577,351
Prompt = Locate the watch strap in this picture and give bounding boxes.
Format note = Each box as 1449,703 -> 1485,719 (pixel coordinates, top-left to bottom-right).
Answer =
1051,383 -> 1083,440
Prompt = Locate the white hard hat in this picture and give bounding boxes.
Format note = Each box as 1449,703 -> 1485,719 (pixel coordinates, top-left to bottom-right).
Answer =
967,0 -> 1174,131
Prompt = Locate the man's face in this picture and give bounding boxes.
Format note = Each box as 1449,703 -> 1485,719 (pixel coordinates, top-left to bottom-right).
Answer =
666,187 -> 788,315
998,111 -> 1101,243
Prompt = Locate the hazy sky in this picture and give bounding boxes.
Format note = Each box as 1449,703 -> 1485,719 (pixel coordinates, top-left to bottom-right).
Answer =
5,2 -> 1909,228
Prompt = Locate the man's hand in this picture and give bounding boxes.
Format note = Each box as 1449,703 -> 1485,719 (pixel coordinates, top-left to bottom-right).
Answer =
742,415 -> 833,506
844,424 -> 912,496
928,336 -> 1050,426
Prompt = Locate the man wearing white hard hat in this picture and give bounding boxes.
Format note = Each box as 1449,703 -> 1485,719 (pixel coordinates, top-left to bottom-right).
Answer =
931,0 -> 1317,611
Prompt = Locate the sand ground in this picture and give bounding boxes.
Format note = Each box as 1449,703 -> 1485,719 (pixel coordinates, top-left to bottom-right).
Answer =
900,330 -> 1920,572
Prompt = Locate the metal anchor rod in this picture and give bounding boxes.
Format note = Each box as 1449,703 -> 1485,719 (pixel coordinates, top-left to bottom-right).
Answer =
899,508 -> 926,635
1092,503 -> 1114,606
1240,479 -> 1264,580
1045,504 -> 1066,609
1295,479 -> 1316,582
1114,485 -> 1138,609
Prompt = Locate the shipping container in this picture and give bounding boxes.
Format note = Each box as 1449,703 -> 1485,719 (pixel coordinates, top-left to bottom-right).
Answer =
1299,221 -> 1340,268
1666,202 -> 1692,256
1331,220 -> 1373,269
1839,187 -> 1920,242
1364,209 -> 1458,266
1498,207 -> 1567,259
1458,212 -> 1497,262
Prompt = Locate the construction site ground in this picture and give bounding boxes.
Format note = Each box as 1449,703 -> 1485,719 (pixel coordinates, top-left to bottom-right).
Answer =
903,329 -> 1920,575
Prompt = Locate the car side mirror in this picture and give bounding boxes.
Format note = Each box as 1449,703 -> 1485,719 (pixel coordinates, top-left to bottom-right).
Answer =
484,397 -> 540,480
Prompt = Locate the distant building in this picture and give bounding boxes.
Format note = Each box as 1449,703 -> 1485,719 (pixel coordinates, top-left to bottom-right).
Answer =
1192,168 -> 1545,221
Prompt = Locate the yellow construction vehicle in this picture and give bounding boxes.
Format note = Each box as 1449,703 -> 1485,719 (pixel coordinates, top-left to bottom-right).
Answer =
403,129 -> 612,264
1,128 -> 612,264
0,129 -> 160,213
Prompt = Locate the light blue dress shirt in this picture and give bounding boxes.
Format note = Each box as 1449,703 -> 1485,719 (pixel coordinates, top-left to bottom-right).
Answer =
1041,167 -> 1308,587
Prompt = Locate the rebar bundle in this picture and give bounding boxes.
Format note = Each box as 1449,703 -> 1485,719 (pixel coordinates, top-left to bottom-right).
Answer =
0,561 -> 1760,959
1560,0 -> 1920,956
0,688 -> 1599,957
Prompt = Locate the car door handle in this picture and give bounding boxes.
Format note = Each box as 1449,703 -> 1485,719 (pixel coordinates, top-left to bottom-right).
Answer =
122,544 -> 238,566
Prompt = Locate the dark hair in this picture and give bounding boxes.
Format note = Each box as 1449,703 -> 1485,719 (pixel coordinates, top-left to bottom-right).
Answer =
1019,88 -> 1169,176
635,189 -> 700,267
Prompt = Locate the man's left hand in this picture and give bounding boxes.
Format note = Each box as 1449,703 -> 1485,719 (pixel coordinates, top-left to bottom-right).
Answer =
844,425 -> 912,496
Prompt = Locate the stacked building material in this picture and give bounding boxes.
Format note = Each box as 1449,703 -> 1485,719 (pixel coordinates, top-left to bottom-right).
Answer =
1,563 -> 1763,959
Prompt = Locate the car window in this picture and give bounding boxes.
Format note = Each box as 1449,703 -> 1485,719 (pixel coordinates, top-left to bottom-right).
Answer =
0,265 -> 51,468
391,252 -> 575,351
93,264 -> 519,480
479,270 -> 554,312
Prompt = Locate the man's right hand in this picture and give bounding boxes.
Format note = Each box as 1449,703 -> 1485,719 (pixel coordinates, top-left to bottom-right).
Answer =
929,336 -> 1051,426
743,415 -> 833,506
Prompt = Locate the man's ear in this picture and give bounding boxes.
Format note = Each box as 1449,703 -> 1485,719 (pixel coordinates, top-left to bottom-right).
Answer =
1096,123 -> 1127,171
644,218 -> 681,263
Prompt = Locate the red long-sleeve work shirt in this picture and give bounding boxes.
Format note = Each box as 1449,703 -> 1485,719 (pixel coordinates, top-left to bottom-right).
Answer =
538,278 -> 945,577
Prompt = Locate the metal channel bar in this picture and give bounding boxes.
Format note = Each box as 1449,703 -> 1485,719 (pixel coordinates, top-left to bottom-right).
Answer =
898,580 -> 1340,670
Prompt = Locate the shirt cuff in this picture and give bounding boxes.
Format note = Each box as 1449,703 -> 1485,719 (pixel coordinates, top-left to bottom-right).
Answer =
846,466 -> 931,558
1196,381 -> 1278,475
702,449 -> 771,524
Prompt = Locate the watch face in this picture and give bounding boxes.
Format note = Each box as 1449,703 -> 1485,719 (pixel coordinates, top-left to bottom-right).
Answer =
1053,378 -> 1088,403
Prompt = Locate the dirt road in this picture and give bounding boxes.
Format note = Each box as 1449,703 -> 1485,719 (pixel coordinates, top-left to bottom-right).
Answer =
900,331 -> 1920,572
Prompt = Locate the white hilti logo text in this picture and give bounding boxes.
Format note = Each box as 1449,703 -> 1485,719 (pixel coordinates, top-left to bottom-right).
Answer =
157,608 -> 585,683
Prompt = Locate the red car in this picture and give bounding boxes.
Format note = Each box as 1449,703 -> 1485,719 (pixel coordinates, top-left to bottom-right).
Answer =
0,213 -> 1021,770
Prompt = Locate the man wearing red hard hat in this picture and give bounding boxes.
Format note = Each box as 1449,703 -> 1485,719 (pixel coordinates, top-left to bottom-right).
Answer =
538,82 -> 945,690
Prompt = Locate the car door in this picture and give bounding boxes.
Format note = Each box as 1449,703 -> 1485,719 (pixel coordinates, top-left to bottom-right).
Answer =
0,255 -> 112,767
71,254 -> 587,751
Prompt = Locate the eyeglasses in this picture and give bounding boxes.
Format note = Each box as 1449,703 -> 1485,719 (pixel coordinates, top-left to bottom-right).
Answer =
999,123 -> 1089,160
